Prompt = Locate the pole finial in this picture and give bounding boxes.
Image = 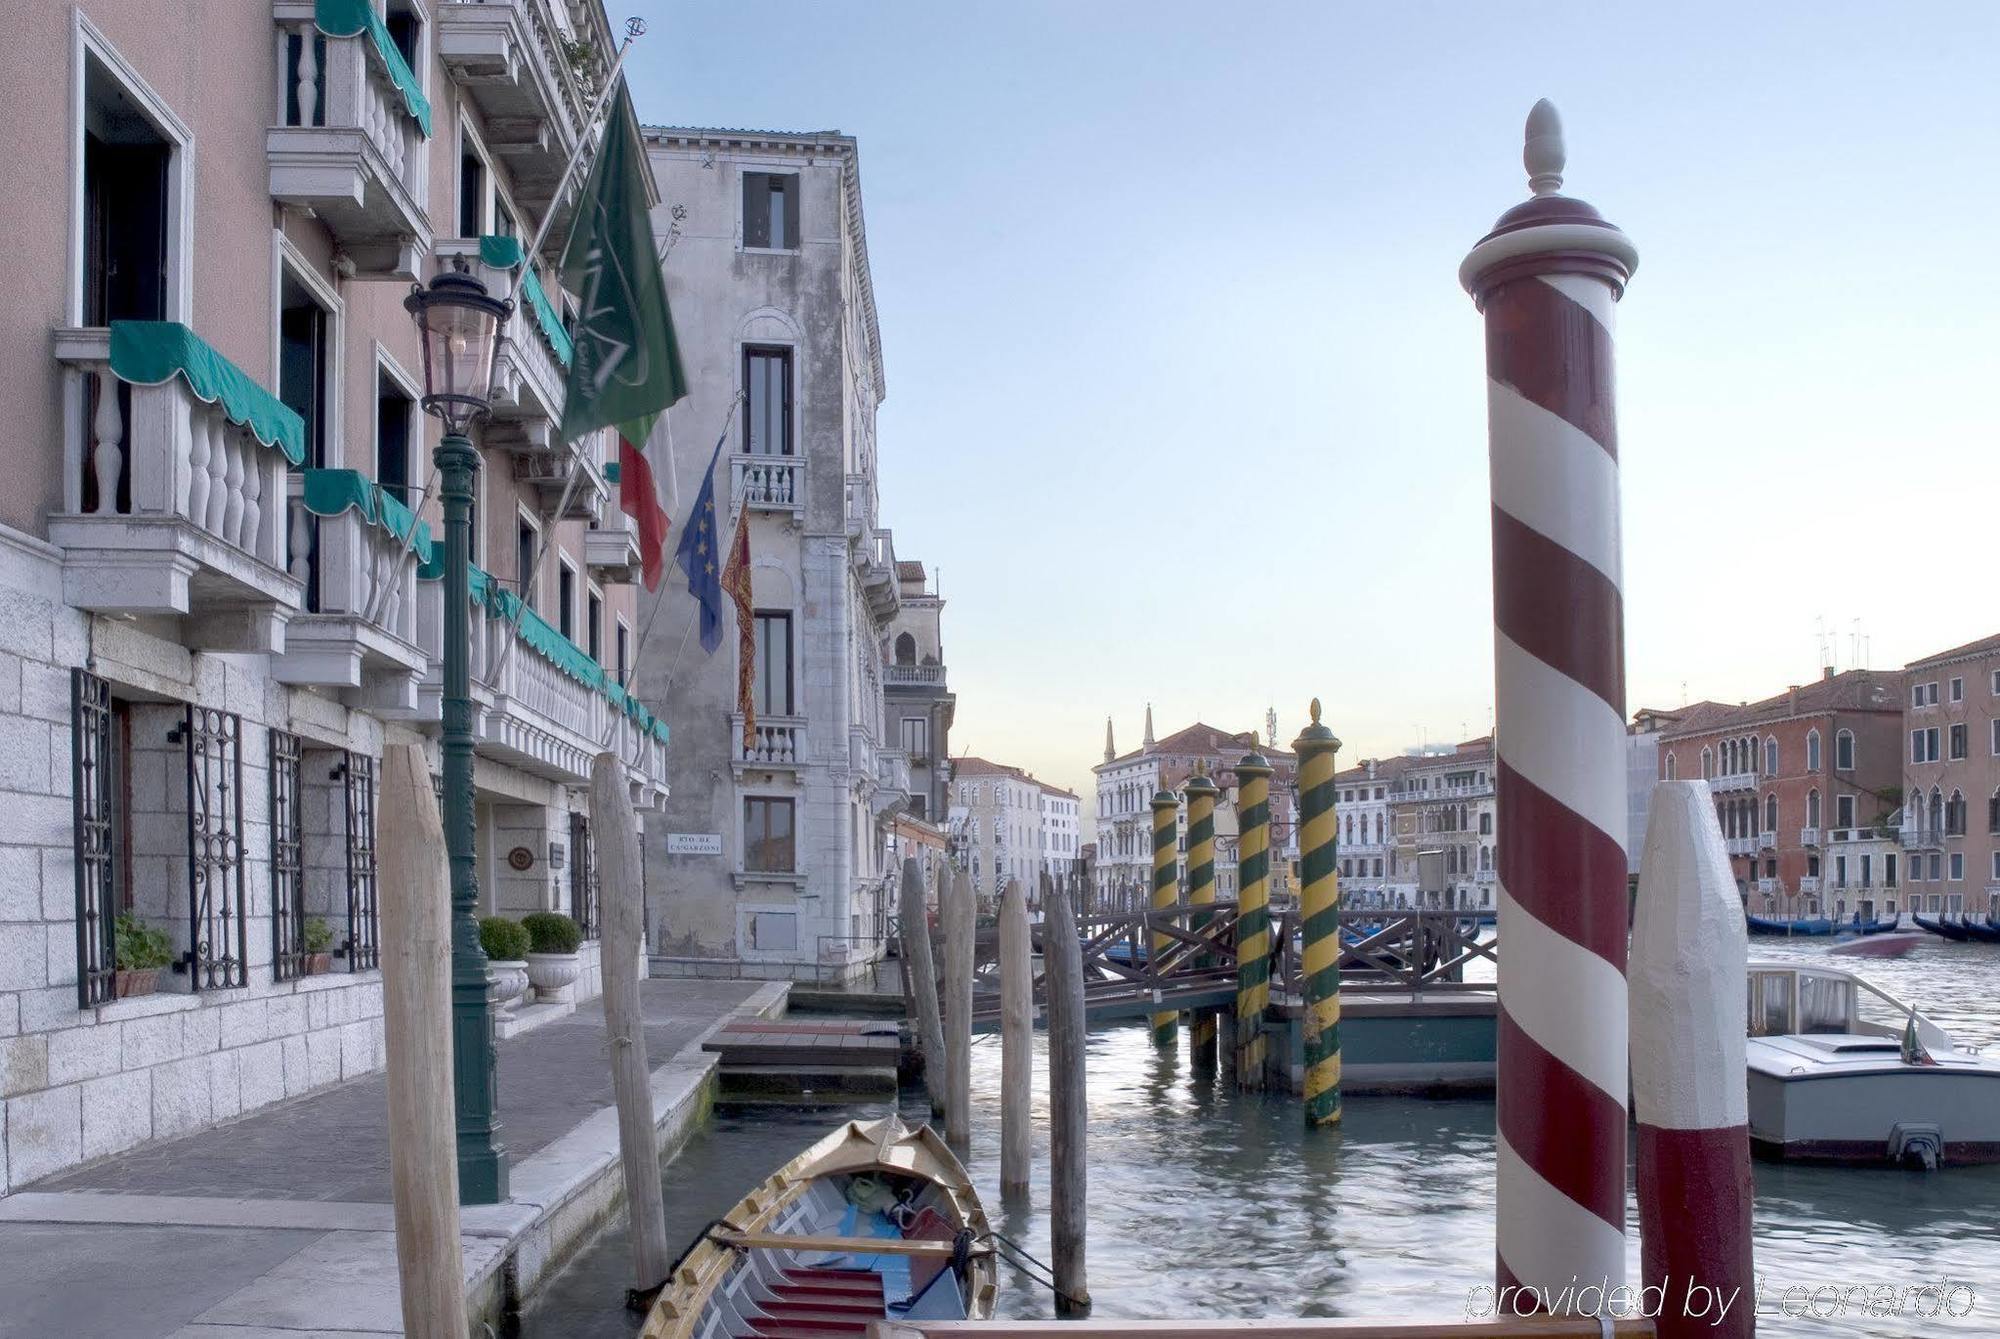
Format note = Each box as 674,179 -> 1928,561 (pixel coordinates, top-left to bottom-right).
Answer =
1309,697 -> 1322,726
1525,99 -> 1565,196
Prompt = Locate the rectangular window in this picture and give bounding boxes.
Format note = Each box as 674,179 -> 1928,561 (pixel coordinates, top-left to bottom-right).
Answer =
1948,723 -> 1967,761
1928,682 -> 1939,705
1929,853 -> 1942,882
1950,677 -> 1964,703
1860,854 -> 1872,887
617,621 -> 630,687
1834,855 -> 1847,888
1992,718 -> 1999,756
743,171 -> 800,250
279,268 -> 331,471
901,716 -> 928,757
743,346 -> 793,456
587,591 -> 602,662
83,58 -> 171,328
459,142 -> 484,236
516,516 -> 538,609
375,368 -> 413,504
558,561 -> 576,640
1837,794 -> 1855,830
753,611 -> 793,715
1992,851 -> 2000,882
70,670 -> 122,1007
1835,732 -> 1853,771
749,910 -> 798,951
1949,852 -> 1964,882
744,797 -> 795,872
1885,853 -> 1897,887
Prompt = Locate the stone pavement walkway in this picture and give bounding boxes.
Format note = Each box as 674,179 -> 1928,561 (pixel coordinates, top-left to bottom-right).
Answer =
0,978 -> 775,1339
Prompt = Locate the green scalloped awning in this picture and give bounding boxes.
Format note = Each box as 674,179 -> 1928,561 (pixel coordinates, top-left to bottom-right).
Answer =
109,321 -> 304,466
459,563 -> 668,744
314,0 -> 432,137
300,469 -> 435,564
478,235 -> 573,367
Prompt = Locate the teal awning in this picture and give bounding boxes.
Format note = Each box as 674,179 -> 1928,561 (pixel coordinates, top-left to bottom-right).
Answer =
299,469 -> 435,565
478,235 -> 573,367
109,321 -> 304,465
314,0 -> 432,137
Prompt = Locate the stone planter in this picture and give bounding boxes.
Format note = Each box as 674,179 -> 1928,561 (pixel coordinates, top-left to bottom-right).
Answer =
114,968 -> 159,998
487,959 -> 531,1012
524,951 -> 582,1002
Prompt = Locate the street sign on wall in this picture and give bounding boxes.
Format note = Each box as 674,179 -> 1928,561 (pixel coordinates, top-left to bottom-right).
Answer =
666,833 -> 723,856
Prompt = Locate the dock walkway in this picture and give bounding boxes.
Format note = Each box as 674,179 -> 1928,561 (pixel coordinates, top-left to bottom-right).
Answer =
0,977 -> 784,1339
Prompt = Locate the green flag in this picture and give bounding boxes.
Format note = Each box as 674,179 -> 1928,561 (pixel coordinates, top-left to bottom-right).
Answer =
558,82 -> 687,447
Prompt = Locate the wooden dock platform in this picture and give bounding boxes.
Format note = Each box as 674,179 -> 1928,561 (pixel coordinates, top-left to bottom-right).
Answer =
703,1017 -> 903,1102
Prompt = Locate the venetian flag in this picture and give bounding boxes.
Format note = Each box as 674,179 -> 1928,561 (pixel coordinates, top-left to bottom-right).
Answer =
558,81 -> 688,590
720,509 -> 755,751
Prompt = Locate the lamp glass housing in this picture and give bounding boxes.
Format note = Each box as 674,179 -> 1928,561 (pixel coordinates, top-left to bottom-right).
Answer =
404,267 -> 511,434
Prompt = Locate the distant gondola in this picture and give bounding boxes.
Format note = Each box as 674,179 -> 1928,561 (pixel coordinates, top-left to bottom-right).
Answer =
1745,914 -> 1837,936
1953,915 -> 2000,945
1913,913 -> 1971,942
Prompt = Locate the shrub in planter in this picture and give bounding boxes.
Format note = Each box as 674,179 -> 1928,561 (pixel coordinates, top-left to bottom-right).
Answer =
521,911 -> 584,998
479,916 -> 532,1011
302,916 -> 336,975
114,914 -> 172,997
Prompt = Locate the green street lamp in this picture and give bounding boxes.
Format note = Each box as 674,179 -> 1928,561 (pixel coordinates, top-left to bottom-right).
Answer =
405,262 -> 512,1205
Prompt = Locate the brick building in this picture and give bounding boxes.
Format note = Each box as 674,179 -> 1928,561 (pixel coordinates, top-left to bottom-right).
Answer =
1900,633 -> 2000,917
1657,668 -> 1904,915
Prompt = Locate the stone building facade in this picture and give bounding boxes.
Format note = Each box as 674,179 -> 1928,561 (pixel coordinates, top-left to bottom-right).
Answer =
0,0 -> 672,1193
1657,669 -> 1904,917
1900,633 -> 2000,918
1384,740 -> 1499,909
883,561 -> 954,825
1333,755 -> 1411,908
638,129 -> 907,980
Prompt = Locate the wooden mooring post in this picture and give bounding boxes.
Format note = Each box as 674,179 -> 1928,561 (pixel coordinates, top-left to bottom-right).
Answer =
942,866 -> 975,1150
589,751 -> 672,1303
1043,872 -> 1091,1317
1148,788 -> 1180,1051
999,876 -> 1034,1198
1233,751 -> 1274,1088
377,744 -> 468,1339
899,857 -> 948,1114
1184,770 -> 1220,1069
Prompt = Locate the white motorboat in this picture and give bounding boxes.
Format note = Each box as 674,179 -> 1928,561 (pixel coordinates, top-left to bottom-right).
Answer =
1746,961 -> 2000,1168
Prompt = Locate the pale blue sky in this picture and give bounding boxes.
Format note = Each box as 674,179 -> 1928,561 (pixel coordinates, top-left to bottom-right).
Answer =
625,3 -> 2000,811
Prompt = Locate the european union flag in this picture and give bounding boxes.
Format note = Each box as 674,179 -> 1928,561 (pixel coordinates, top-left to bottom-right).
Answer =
673,436 -> 726,654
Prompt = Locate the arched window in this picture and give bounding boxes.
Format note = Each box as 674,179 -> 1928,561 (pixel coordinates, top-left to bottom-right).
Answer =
1764,738 -> 1778,776
1765,793 -> 1778,833
1946,790 -> 1966,837
1807,788 -> 1821,830
1930,786 -> 1944,839
1807,729 -> 1821,773
1701,747 -> 1713,779
1375,812 -> 1384,842
1835,729 -> 1854,771
1989,788 -> 2000,837
894,632 -> 916,665
1665,753 -> 1679,781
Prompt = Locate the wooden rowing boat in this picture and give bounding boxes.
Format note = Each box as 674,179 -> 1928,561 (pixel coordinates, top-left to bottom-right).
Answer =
641,1116 -> 996,1339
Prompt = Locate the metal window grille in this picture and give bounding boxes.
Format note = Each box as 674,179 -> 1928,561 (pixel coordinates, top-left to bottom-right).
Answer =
570,810 -> 598,940
71,669 -> 118,1007
339,752 -> 381,971
175,705 -> 248,991
270,730 -> 307,981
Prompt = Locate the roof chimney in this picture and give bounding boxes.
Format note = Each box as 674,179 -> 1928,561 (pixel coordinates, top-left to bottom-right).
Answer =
1822,665 -> 1835,681
1788,686 -> 1800,714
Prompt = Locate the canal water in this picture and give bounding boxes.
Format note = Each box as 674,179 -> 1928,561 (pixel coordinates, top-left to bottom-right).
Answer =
520,938 -> 2000,1338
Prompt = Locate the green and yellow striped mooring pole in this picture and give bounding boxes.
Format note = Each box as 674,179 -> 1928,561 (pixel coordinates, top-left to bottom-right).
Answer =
1233,751 -> 1273,1089
1184,770 -> 1220,1067
1149,788 -> 1180,1049
1295,698 -> 1343,1126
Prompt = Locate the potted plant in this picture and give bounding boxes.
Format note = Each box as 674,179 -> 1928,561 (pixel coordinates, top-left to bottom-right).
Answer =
521,910 -> 584,1000
113,913 -> 172,998
479,916 -> 532,1012
301,917 -> 336,975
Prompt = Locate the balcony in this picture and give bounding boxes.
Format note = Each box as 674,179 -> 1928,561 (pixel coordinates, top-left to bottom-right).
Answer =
583,514 -> 642,584
884,663 -> 948,689
272,470 -> 430,710
1900,828 -> 1942,851
733,454 -> 804,516
873,749 -> 913,818
434,238 -> 571,435
844,473 -> 876,548
48,324 -> 302,653
1725,836 -> 1756,857
510,438 -> 606,522
1706,771 -> 1756,794
1758,831 -> 1776,850
1799,828 -> 1820,848
862,529 -> 900,622
732,715 -> 804,773
269,5 -> 431,278
434,0 -> 587,216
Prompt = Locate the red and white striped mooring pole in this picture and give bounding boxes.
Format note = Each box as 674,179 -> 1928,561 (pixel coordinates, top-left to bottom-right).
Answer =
1632,782 -> 1755,1337
1461,101 -> 1638,1305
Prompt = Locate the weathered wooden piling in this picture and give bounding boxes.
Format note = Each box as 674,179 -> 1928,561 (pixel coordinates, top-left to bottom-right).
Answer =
1233,751 -> 1274,1088
1294,700 -> 1343,1126
1043,872 -> 1091,1317
1462,98 -> 1638,1298
942,866 -> 975,1149
1184,770 -> 1220,1068
899,857 -> 948,1114
589,751 -> 671,1301
999,876 -> 1034,1198
1148,788 -> 1180,1050
377,744 -> 468,1339
1632,783 -> 1753,1338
